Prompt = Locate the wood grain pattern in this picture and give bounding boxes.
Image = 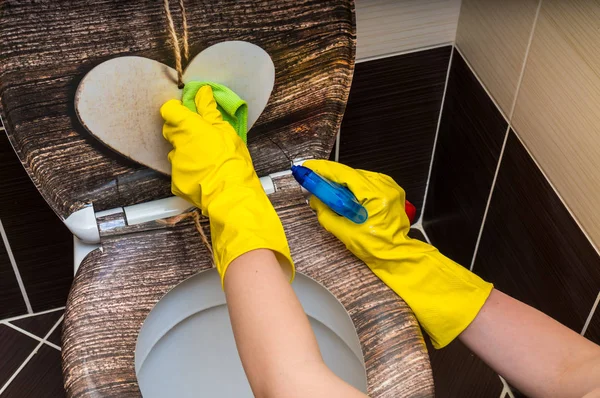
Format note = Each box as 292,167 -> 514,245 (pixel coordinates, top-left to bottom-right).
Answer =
0,0 -> 355,218
511,0 -> 600,253
63,175 -> 434,398
456,0 -> 539,116
423,52 -> 507,266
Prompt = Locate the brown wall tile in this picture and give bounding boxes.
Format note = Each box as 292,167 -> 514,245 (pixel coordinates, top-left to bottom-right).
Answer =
423,52 -> 507,266
474,132 -> 600,333
0,132 -> 73,313
0,234 -> 27,318
426,337 -> 503,398
47,317 -> 64,347
339,46 -> 451,217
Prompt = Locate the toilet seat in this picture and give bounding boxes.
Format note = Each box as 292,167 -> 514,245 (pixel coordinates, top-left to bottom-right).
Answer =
1,1 -> 434,396
62,175 -> 433,397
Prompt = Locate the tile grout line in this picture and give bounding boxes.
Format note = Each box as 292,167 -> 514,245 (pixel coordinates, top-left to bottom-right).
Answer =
510,125 -> 600,259
44,341 -> 62,351
469,0 -> 543,272
334,130 -> 341,162
453,46 -> 510,124
496,8 -> 600,258
417,45 -> 455,225
0,219 -> 33,314
411,222 -> 432,245
499,383 -> 509,398
581,291 -> 600,336
0,315 -> 64,395
507,0 -> 543,121
500,376 -> 516,398
356,42 -> 454,64
0,306 -> 64,323
469,125 -> 510,271
2,321 -> 61,351
458,0 -> 600,262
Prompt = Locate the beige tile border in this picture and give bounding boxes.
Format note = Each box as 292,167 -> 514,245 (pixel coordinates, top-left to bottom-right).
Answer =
469,0 -> 545,272
355,0 -> 460,60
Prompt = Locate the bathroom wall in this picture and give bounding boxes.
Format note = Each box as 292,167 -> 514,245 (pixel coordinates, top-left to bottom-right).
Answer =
0,118 -> 68,395
423,0 -> 600,396
339,0 -> 460,217
353,0 -> 460,60
0,120 -> 72,319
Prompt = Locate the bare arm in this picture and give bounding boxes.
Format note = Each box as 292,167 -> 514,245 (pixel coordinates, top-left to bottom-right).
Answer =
224,249 -> 367,398
460,289 -> 600,398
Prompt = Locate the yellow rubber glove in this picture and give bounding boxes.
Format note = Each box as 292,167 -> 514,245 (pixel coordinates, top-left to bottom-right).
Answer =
161,86 -> 294,286
303,159 -> 493,349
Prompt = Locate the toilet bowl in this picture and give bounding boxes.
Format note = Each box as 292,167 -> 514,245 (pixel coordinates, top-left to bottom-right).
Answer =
0,1 -> 434,396
134,269 -> 367,397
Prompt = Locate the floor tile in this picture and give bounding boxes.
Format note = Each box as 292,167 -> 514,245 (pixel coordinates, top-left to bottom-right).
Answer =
0,345 -> 65,398
339,46 -> 451,218
0,324 -> 38,387
0,132 -> 73,313
0,234 -> 27,319
47,318 -> 63,347
423,51 -> 507,266
10,310 -> 63,340
474,132 -> 600,334
426,336 -> 503,398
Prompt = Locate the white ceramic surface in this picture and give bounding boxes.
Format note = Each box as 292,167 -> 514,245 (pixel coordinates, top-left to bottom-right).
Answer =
75,41 -> 275,175
135,269 -> 367,397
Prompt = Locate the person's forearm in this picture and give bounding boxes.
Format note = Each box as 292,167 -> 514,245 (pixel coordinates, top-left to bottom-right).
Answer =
459,289 -> 600,398
224,249 -> 367,398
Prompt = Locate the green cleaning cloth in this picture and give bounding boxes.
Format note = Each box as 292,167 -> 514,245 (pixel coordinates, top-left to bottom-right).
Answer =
182,81 -> 249,144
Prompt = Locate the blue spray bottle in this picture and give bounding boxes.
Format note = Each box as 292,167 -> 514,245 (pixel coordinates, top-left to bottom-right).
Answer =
291,165 -> 368,224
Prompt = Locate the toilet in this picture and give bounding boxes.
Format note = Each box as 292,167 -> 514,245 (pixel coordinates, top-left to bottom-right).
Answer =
0,1 -> 434,397
134,269 -> 367,397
